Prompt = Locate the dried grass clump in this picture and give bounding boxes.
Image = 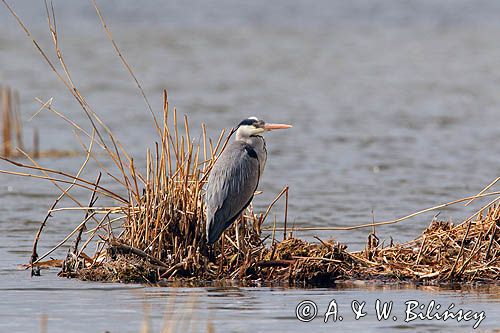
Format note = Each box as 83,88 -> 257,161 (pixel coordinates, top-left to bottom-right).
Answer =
76,253 -> 160,283
259,238 -> 356,285
352,204 -> 500,283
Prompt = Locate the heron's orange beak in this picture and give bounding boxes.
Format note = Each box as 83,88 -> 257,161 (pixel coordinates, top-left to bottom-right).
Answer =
263,123 -> 293,131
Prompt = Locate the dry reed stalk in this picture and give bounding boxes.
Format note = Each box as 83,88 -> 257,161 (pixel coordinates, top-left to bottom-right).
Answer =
2,85 -> 12,157
1,85 -> 25,157
12,90 -> 23,151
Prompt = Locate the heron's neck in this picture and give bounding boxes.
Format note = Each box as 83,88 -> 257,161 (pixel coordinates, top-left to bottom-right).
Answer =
236,134 -> 265,147
236,134 -> 267,175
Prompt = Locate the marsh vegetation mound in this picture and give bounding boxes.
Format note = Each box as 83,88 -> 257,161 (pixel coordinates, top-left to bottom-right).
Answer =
57,204 -> 500,285
28,92 -> 499,285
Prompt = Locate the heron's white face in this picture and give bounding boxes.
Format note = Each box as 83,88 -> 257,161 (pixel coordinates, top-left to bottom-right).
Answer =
237,125 -> 265,137
235,117 -> 265,139
236,124 -> 265,137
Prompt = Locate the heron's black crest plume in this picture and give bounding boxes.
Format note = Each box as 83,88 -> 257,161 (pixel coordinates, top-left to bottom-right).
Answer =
237,117 -> 260,127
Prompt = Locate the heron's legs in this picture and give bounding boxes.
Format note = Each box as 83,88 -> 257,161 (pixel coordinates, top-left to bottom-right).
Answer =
240,212 -> 247,254
217,235 -> 225,275
208,244 -> 215,262
240,211 -> 247,236
235,217 -> 241,252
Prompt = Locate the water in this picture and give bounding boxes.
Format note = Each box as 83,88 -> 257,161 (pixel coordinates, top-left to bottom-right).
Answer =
0,1 -> 499,331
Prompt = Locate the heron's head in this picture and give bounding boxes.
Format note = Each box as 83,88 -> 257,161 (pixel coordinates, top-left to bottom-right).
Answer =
235,116 -> 292,140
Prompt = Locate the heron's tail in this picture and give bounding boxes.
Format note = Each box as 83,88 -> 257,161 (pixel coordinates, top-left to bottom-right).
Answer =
207,214 -> 239,245
206,217 -> 223,245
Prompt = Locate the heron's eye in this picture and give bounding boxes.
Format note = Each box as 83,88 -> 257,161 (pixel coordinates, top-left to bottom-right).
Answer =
256,120 -> 265,128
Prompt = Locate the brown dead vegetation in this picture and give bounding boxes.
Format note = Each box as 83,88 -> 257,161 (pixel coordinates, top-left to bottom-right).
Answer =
2,0 -> 498,286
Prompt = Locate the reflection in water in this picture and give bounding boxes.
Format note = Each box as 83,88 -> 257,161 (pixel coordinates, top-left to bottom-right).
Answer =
0,1 -> 499,332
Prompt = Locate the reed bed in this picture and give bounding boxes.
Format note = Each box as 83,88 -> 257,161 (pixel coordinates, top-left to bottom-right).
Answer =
1,84 -> 79,159
1,85 -> 26,157
2,0 -> 498,286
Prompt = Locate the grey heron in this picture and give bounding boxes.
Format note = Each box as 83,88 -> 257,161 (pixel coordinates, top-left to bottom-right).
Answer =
205,117 -> 292,245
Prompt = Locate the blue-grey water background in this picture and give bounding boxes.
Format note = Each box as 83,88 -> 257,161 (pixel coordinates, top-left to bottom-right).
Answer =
0,1 -> 499,332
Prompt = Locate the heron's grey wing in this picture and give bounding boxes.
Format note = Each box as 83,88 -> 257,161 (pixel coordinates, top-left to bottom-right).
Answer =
205,142 -> 260,243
